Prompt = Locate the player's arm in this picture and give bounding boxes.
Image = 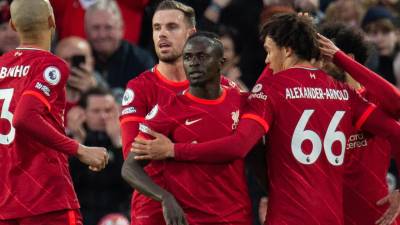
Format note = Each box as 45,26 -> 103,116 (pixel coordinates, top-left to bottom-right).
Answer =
319,34 -> 400,118
133,118 -> 265,163
120,81 -> 148,159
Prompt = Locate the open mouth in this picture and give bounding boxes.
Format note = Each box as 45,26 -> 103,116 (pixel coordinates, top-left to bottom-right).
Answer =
189,71 -> 203,79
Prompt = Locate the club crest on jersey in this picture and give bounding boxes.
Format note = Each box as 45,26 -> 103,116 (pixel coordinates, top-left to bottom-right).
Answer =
252,84 -> 263,93
145,104 -> 158,120
122,89 -> 135,106
43,66 -> 61,85
232,110 -> 239,129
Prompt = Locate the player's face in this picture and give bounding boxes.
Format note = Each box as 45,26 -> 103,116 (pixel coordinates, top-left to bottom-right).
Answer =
85,95 -> 116,131
85,10 -> 123,57
183,39 -> 221,86
152,9 -> 195,63
263,36 -> 285,74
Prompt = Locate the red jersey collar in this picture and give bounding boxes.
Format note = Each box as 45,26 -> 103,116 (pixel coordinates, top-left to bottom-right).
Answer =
153,65 -> 189,87
184,87 -> 227,105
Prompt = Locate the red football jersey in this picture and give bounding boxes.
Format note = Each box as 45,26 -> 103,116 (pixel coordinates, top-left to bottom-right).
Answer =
242,67 -> 375,225
0,48 -> 79,219
119,65 -> 237,224
139,87 -> 252,224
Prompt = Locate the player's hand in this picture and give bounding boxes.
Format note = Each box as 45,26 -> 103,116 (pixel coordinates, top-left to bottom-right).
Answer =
376,189 -> 400,225
76,144 -> 109,171
161,193 -> 188,225
317,33 -> 340,61
131,129 -> 174,160
68,64 -> 97,92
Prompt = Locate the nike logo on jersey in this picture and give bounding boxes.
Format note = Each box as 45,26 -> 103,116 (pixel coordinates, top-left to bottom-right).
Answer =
185,118 -> 202,126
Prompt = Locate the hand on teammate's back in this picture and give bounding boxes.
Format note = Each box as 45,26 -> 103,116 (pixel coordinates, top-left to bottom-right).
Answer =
376,189 -> 400,225
76,144 -> 109,171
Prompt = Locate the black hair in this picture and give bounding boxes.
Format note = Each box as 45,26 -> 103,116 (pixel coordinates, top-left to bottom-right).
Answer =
319,22 -> 369,64
260,13 -> 320,60
186,31 -> 224,58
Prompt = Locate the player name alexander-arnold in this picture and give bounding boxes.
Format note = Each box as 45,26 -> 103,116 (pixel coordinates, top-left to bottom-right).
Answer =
0,65 -> 30,79
286,87 -> 349,100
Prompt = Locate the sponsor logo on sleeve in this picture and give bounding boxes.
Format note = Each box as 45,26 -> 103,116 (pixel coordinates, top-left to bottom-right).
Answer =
122,89 -> 135,106
249,83 -> 268,100
139,123 -> 151,134
121,107 -> 137,115
145,104 -> 158,120
35,82 -> 51,96
43,66 -> 61,85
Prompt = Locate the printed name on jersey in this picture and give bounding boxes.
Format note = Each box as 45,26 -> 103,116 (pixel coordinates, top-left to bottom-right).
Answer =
35,82 -> 51,96
122,89 -> 135,106
0,65 -> 30,79
43,66 -> 61,85
121,107 -> 137,115
145,104 -> 158,120
285,87 -> 349,100
346,132 -> 368,150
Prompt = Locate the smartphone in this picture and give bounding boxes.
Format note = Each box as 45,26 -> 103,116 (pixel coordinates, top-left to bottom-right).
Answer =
71,55 -> 86,68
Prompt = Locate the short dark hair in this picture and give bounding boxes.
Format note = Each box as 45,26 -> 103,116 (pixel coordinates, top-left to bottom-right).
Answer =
319,22 -> 369,64
155,0 -> 196,27
79,87 -> 113,109
186,31 -> 224,58
260,13 -> 320,61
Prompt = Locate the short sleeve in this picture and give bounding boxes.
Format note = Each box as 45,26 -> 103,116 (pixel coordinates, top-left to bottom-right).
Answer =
120,78 -> 149,125
23,56 -> 69,111
241,79 -> 274,133
138,104 -> 175,139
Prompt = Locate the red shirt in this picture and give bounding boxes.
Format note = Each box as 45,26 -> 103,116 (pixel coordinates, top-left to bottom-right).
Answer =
0,48 -> 79,219
139,87 -> 251,224
119,66 -> 237,222
332,51 -> 400,225
243,67 -> 375,225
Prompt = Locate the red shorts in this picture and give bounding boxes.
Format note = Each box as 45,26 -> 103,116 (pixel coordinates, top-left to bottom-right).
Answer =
0,209 -> 82,225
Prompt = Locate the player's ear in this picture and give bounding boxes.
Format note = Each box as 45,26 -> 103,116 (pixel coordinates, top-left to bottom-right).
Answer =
284,47 -> 293,58
48,15 -> 56,29
9,19 -> 16,32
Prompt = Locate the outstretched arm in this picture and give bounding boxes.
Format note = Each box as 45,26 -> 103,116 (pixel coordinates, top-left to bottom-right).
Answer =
132,119 -> 265,163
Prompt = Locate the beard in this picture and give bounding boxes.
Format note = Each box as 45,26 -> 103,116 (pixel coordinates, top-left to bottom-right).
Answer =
156,49 -> 181,63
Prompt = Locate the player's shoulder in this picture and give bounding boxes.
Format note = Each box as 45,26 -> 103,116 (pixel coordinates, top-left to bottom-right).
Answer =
126,66 -> 157,88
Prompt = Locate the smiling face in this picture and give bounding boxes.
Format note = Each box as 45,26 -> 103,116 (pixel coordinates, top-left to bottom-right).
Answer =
152,9 -> 195,63
183,37 -> 222,87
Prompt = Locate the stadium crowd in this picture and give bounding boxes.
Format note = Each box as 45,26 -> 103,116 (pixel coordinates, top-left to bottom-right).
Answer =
0,0 -> 399,225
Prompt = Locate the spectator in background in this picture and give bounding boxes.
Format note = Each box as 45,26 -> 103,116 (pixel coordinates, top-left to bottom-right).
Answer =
50,0 -> 150,44
362,6 -> 399,86
68,88 -> 130,225
324,0 -> 366,27
0,1 -> 18,55
85,0 -> 155,100
219,26 -> 248,91
55,37 -> 104,118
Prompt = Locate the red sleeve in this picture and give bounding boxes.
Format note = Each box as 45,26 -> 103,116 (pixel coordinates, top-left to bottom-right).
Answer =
120,79 -> 148,159
334,50 -> 400,118
360,107 -> 400,169
174,119 -> 265,163
13,95 -> 79,155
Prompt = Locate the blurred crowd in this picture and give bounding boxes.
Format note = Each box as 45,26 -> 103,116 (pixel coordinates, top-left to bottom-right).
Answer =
0,0 -> 399,224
